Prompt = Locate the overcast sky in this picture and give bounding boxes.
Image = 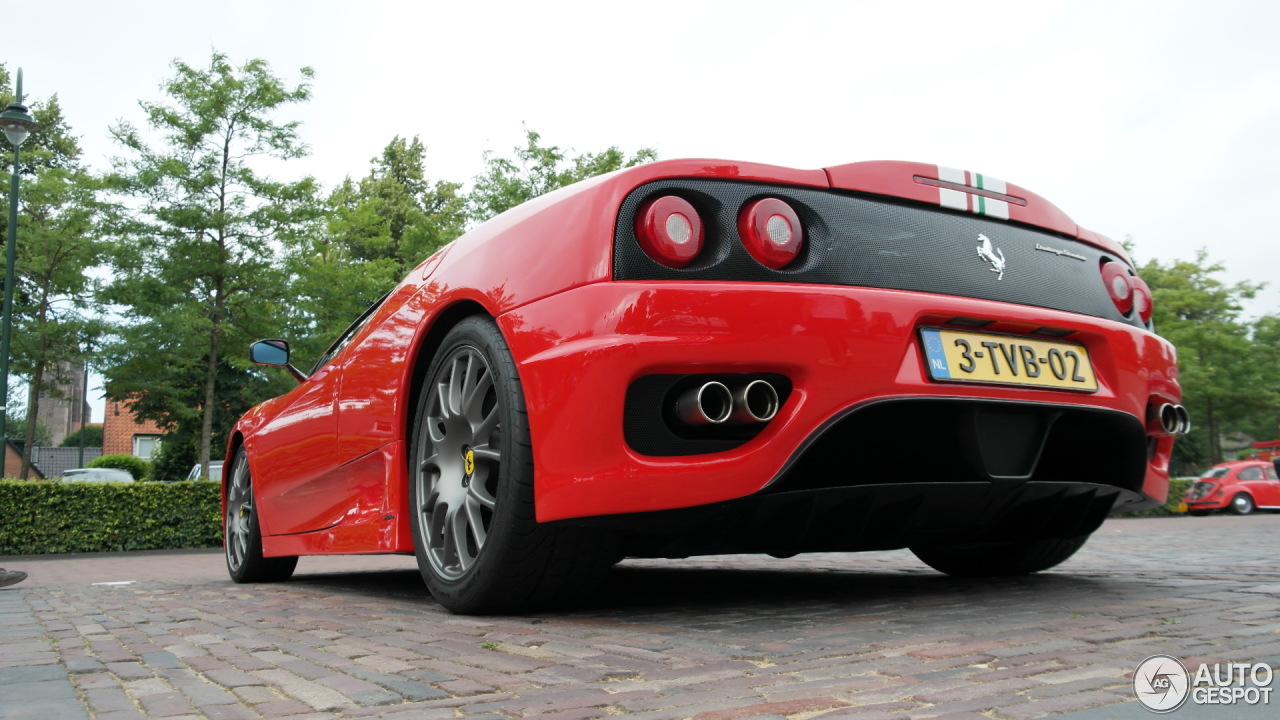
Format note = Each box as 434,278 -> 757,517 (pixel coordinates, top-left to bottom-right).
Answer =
6,0 -> 1280,423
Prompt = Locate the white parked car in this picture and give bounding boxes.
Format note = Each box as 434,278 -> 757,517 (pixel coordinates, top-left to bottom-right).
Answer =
187,461 -> 224,481
61,468 -> 136,483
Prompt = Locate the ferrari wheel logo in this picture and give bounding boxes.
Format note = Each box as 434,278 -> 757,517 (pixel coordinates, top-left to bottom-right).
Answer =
464,449 -> 475,476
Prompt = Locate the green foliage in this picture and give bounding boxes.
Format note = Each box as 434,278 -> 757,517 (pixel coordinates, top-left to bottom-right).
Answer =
345,136 -> 466,271
101,51 -> 316,473
0,64 -> 109,479
3,414 -> 51,447
0,479 -> 221,554
1140,250 -> 1280,470
284,135 -> 465,366
468,127 -> 657,224
87,453 -> 151,480
0,67 -> 84,171
1123,477 -> 1196,517
147,422 -> 215,483
60,424 -> 104,448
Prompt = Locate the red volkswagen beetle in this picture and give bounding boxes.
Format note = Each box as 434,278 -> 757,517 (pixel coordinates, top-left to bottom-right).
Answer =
224,159 -> 1187,613
1182,460 -> 1280,515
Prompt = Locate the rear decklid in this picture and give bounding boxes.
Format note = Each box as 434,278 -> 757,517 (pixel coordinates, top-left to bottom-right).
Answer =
824,161 -> 1130,263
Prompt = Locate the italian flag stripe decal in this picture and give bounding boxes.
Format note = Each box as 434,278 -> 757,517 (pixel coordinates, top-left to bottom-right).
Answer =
936,166 -> 1010,220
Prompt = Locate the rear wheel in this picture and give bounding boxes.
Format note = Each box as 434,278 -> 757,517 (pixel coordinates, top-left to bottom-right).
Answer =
911,534 -> 1089,577
409,317 -> 613,614
1229,493 -> 1255,515
225,448 -> 298,583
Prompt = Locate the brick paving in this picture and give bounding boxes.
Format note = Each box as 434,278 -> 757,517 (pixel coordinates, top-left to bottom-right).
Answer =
0,515 -> 1276,719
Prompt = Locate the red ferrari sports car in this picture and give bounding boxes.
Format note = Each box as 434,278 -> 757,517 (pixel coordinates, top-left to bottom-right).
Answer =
1181,460 -> 1280,515
224,159 -> 1187,613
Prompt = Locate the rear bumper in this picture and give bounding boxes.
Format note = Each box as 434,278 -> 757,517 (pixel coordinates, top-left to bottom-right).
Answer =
501,281 -> 1181,523
1182,498 -> 1228,511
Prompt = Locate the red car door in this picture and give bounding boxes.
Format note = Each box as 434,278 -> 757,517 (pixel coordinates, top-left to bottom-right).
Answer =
248,362 -> 341,535
248,294 -> 398,536
1255,464 -> 1280,508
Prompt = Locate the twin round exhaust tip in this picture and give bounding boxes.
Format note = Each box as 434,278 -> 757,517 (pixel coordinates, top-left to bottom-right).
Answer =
676,379 -> 780,425
1151,403 -> 1192,436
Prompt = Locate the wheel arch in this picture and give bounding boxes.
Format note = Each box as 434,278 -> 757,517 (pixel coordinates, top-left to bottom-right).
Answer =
221,431 -> 246,507
396,299 -> 499,554
403,299 -> 495,456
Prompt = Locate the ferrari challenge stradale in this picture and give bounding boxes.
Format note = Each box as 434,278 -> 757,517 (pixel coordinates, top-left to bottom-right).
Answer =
223,159 -> 1188,614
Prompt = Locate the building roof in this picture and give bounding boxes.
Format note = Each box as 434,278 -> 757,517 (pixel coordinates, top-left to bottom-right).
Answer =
3,440 -> 41,479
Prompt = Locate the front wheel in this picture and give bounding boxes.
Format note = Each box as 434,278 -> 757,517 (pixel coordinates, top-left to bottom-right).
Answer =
910,535 -> 1089,577
1229,493 -> 1255,515
224,448 -> 297,583
408,317 -> 613,614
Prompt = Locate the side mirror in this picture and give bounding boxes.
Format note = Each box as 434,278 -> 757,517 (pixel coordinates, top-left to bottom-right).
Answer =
250,339 -> 309,382
251,339 -> 290,366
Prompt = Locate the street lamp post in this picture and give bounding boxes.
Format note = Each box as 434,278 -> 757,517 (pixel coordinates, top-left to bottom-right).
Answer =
0,68 -> 38,459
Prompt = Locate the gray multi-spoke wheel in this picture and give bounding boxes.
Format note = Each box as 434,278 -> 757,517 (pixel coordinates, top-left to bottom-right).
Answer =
417,344 -> 502,580
224,448 -> 297,583
409,317 -> 616,614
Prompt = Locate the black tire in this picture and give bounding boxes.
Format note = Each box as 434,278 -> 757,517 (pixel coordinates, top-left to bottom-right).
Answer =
1228,493 -> 1255,516
224,448 -> 298,583
910,534 -> 1090,577
408,316 -> 613,614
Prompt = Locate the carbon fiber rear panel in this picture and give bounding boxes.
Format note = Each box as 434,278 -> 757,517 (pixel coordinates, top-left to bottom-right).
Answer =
613,180 -> 1145,330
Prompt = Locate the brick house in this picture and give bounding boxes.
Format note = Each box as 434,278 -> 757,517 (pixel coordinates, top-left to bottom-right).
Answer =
4,440 -> 39,478
102,400 -> 165,459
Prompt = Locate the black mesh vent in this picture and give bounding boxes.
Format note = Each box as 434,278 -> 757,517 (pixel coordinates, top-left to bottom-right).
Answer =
613,179 -> 1147,330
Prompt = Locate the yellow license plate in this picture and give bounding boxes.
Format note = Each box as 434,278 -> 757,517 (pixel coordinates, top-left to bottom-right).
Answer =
920,328 -> 1098,392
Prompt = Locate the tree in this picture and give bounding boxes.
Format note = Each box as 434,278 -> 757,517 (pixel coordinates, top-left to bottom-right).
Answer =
3,413 -> 50,448
1140,250 -> 1280,468
468,128 -> 656,224
101,52 -> 317,479
350,136 -> 466,272
137,357 -> 280,481
0,65 -> 108,477
284,136 -> 465,366
60,424 -> 103,448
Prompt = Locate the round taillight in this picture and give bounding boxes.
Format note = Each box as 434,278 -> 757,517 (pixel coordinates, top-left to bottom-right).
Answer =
635,196 -> 703,268
1131,275 -> 1153,324
1100,261 -> 1134,315
738,198 -> 804,269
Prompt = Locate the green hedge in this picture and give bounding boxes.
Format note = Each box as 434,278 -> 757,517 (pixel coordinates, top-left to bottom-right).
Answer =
0,473 -> 1199,557
1123,476 -> 1196,517
87,454 -> 152,480
0,480 -> 222,555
